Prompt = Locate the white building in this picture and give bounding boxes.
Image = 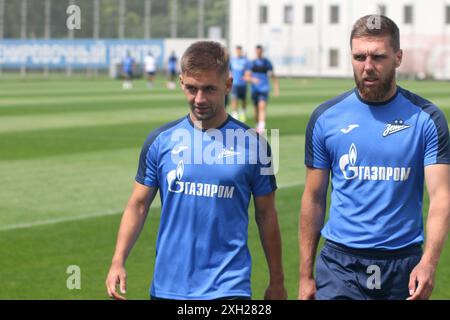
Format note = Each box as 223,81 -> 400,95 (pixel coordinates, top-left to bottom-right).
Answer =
229,0 -> 450,79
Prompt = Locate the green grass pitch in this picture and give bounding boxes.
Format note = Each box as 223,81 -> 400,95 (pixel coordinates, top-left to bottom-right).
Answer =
0,75 -> 449,299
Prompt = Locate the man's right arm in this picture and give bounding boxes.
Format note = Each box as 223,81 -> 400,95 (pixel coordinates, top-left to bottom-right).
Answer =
298,167 -> 329,300
105,182 -> 158,300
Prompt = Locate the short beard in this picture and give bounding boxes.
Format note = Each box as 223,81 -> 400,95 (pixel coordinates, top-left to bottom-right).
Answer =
355,69 -> 396,102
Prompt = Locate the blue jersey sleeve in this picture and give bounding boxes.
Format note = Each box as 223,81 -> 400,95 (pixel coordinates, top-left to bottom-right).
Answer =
423,105 -> 450,166
305,112 -> 331,169
251,136 -> 277,196
135,134 -> 159,187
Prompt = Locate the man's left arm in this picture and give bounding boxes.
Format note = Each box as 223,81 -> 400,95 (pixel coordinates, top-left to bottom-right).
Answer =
408,164 -> 450,300
254,191 -> 287,300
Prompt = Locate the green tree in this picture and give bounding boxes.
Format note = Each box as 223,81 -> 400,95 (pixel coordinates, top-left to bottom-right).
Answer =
2,0 -> 229,40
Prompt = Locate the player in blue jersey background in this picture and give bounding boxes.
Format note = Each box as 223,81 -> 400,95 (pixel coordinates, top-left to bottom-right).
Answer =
299,15 -> 450,300
121,51 -> 135,90
106,41 -> 287,300
245,45 -> 279,134
230,45 -> 249,122
166,51 -> 178,90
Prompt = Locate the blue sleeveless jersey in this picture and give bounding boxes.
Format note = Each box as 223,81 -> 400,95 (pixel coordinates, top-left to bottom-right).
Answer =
305,87 -> 450,249
248,58 -> 273,93
136,115 -> 276,299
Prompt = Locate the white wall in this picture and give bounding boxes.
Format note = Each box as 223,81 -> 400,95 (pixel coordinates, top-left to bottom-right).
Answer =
230,0 -> 450,79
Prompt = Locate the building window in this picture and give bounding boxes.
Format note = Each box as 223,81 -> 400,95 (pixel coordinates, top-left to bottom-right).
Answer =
284,5 -> 294,24
378,4 -> 386,16
446,6 -> 450,24
304,5 -> 313,24
259,5 -> 268,24
404,5 -> 413,24
330,5 -> 339,24
329,49 -> 339,67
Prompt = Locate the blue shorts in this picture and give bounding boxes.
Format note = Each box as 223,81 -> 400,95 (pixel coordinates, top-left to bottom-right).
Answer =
252,91 -> 269,106
231,85 -> 247,100
315,240 -> 422,300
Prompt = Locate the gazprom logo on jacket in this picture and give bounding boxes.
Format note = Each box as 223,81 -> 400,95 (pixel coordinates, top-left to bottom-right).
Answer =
166,160 -> 235,198
339,143 -> 411,182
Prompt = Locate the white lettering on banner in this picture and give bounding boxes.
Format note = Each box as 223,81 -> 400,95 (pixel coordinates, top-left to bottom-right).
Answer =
0,44 -> 107,65
0,41 -> 163,68
108,44 -> 162,63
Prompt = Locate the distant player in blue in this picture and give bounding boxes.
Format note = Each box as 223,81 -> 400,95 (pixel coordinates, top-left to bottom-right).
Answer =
245,45 -> 279,133
299,15 -> 450,300
166,51 -> 178,90
122,51 -> 134,90
230,46 -> 249,122
106,41 -> 287,300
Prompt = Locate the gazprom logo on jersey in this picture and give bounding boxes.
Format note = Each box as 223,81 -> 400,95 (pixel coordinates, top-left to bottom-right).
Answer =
167,160 -> 235,198
169,122 -> 279,176
339,143 -> 359,179
339,143 -> 411,181
167,160 -> 185,193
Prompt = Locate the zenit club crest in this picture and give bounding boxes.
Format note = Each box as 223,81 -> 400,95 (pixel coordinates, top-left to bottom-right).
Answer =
382,120 -> 410,137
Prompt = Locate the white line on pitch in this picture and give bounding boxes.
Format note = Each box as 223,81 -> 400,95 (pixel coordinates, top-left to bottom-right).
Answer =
0,181 -> 304,232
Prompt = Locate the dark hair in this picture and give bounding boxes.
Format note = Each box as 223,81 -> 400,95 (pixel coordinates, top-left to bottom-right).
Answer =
350,15 -> 400,52
180,41 -> 229,77
256,45 -> 263,50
